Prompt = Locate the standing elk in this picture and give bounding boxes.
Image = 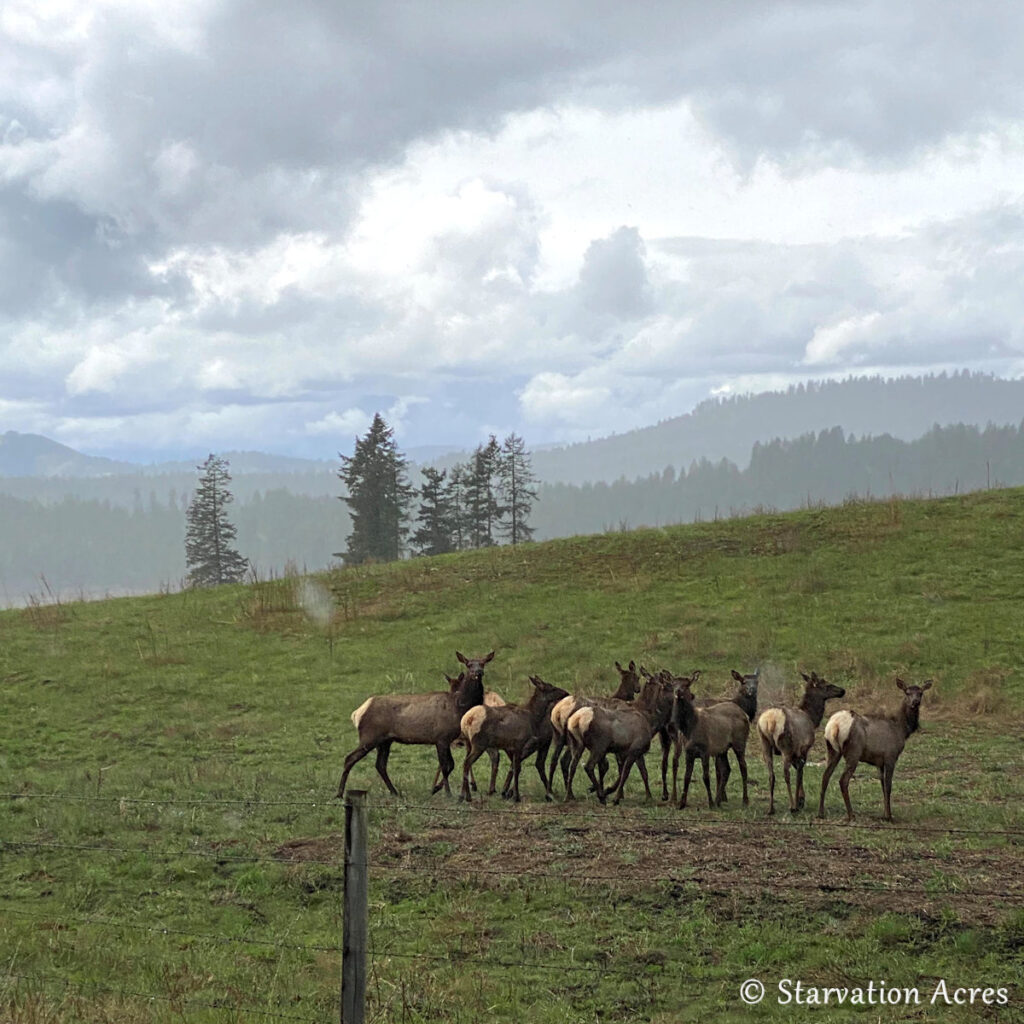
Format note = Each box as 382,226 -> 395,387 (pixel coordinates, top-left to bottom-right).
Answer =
336,651 -> 493,798
676,668 -> 759,803
818,678 -> 932,822
672,676 -> 751,809
564,670 -> 676,805
547,660 -> 641,799
459,676 -> 570,802
433,651 -> 504,793
757,671 -> 845,815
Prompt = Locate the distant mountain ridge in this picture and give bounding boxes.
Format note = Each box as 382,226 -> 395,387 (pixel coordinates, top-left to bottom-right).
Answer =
527,371 -> 1024,484
0,433 -> 335,479
4,371 -> 1023,486
0,431 -> 136,478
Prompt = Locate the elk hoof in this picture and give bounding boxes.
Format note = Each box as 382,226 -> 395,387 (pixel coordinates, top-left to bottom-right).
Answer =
766,807 -> 775,816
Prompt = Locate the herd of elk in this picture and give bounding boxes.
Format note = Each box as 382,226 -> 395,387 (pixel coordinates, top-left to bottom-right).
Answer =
339,652 -> 932,820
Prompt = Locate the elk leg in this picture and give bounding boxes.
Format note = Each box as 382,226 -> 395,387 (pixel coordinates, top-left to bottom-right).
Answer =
702,755 -> 715,809
534,740 -> 552,800
838,757 -> 857,821
612,754 -> 637,805
679,751 -> 696,809
373,741 -> 400,796
434,740 -> 456,796
547,732 -> 567,793
782,756 -> 795,813
583,753 -> 606,804
337,742 -> 377,798
817,746 -> 843,817
670,735 -> 682,804
564,744 -> 585,801
734,746 -> 749,805
658,728 -> 671,801
881,761 -> 895,821
634,755 -> 652,803
713,753 -> 729,806
761,738 -> 777,815
488,749 -> 501,796
461,744 -> 485,802
795,759 -> 806,811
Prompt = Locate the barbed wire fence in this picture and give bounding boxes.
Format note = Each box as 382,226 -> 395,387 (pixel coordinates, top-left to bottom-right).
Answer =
2,787 -> 1023,1022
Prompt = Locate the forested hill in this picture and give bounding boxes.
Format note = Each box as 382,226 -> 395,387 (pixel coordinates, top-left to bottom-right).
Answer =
529,371 -> 1024,484
5,420 -> 1024,604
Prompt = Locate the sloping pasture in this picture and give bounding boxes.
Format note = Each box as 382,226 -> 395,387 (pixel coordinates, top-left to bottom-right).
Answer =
1,491 -> 1022,1021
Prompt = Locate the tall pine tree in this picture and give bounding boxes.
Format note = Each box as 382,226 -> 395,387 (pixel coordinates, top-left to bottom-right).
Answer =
411,466 -> 455,556
463,435 -> 503,548
185,454 -> 249,587
498,432 -> 538,545
338,413 -> 414,564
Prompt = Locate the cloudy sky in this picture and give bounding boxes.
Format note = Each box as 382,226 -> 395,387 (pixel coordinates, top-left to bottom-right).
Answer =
2,1 -> 1023,461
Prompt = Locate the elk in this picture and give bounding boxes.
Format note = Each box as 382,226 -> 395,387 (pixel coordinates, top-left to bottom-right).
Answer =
672,676 -> 750,809
757,671 -> 845,815
546,660 -> 641,799
336,650 -> 493,798
459,676 -> 571,802
674,668 -> 759,803
818,678 -> 932,822
433,657 -> 505,794
564,670 -> 676,805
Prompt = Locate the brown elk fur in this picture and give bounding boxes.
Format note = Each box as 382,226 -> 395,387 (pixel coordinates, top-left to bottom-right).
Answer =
565,671 -> 676,805
547,660 -> 641,799
818,678 -> 932,821
757,670 -> 845,815
336,651 -> 492,798
459,676 -> 570,802
678,668 -> 759,802
672,678 -> 750,809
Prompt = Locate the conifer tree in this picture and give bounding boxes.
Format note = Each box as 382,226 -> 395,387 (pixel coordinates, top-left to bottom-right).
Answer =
411,466 -> 455,556
498,432 -> 538,545
463,435 -> 503,548
446,462 -> 469,551
184,454 -> 249,586
338,413 -> 414,564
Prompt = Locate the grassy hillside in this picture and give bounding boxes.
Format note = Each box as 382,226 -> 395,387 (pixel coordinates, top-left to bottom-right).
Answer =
1,490 -> 1022,1022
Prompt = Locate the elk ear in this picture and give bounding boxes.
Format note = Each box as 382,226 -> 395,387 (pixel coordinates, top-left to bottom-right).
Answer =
895,678 -> 907,691
801,672 -> 811,683
456,651 -> 467,665
691,670 -> 701,681
921,680 -> 933,690
731,669 -> 743,682
615,661 -> 623,672
628,660 -> 636,672
483,651 -> 495,664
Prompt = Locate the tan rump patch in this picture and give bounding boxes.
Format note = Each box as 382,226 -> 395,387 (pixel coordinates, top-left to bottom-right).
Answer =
567,706 -> 595,744
757,708 -> 786,747
484,691 -> 506,707
351,697 -> 373,731
461,705 -> 487,743
825,710 -> 855,751
550,695 -> 579,735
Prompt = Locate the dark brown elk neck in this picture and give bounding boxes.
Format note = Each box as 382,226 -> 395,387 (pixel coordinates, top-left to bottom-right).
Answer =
674,693 -> 699,740
900,700 -> 921,738
455,675 -> 485,715
798,689 -> 830,728
734,690 -> 758,723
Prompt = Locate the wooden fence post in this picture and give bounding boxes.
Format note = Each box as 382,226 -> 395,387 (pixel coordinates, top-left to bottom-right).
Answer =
341,789 -> 368,1024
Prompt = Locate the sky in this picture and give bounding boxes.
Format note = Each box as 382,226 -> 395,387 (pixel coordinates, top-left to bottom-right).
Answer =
2,1 -> 1023,462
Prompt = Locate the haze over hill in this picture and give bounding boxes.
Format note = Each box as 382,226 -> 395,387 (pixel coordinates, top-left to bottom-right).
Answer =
4,371 -> 1024,604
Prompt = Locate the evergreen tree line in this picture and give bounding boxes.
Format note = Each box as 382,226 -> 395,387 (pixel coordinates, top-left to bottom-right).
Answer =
4,420 -> 1024,602
339,413 -> 538,564
530,422 -> 1024,537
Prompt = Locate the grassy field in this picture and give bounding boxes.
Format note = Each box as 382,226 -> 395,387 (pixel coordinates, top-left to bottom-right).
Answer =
1,489 -> 1022,1022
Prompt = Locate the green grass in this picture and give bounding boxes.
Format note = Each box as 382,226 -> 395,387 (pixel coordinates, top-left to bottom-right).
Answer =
1,490 -> 1023,1021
